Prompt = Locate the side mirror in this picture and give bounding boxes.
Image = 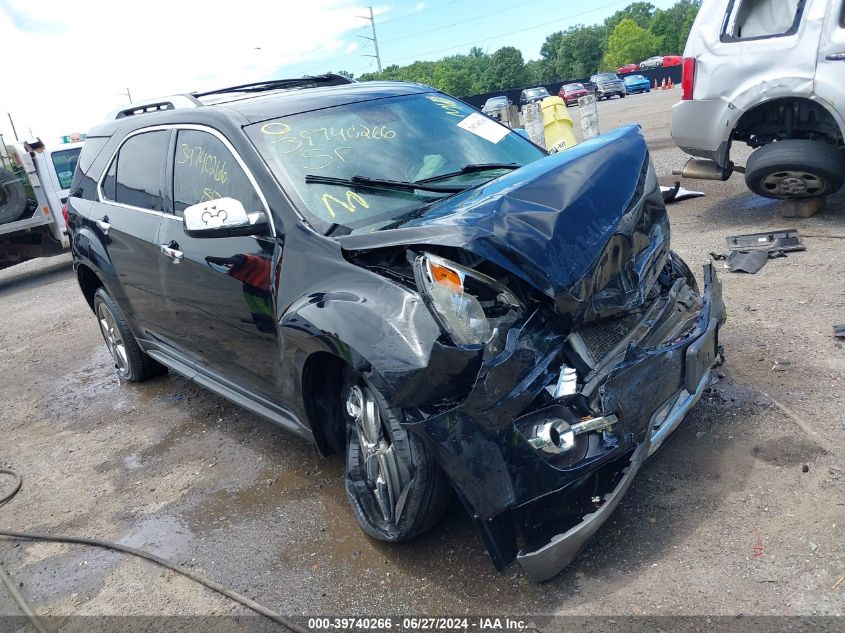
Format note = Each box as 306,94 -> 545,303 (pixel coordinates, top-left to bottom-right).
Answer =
182,197 -> 268,238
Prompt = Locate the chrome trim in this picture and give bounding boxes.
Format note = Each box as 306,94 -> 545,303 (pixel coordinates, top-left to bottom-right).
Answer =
96,123 -> 276,236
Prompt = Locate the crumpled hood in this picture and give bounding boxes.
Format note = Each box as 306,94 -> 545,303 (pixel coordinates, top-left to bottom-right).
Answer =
339,124 -> 670,325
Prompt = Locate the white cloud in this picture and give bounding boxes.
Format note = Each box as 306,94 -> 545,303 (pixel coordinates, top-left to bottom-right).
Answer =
411,2 -> 426,12
0,0 -> 393,144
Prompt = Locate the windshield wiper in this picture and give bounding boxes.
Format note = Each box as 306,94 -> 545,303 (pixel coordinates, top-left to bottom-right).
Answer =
305,174 -> 468,193
414,162 -> 521,184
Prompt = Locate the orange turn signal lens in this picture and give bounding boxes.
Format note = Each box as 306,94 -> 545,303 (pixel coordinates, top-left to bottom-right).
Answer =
428,261 -> 462,290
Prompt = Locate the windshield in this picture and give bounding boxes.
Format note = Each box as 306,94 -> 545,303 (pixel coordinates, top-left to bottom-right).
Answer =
564,83 -> 584,91
597,73 -> 618,81
51,147 -> 81,190
625,75 -> 646,82
247,93 -> 545,233
485,97 -> 508,106
525,88 -> 548,97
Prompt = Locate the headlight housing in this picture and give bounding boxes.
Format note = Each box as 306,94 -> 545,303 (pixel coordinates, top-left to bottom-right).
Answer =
414,253 -> 522,351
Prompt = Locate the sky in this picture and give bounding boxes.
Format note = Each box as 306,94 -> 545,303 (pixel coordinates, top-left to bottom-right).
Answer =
0,0 -> 679,145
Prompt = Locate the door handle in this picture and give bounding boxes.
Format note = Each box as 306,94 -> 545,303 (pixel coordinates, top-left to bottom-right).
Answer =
826,52 -> 845,61
96,217 -> 110,235
160,242 -> 184,264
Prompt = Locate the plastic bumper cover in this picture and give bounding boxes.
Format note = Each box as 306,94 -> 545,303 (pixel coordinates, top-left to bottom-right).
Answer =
515,264 -> 725,582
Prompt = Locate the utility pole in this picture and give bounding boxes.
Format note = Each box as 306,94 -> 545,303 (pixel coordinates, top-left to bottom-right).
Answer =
119,88 -> 133,104
357,6 -> 382,72
7,113 -> 18,142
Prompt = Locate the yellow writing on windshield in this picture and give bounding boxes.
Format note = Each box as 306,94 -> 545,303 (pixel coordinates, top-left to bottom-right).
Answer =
426,95 -> 463,117
321,191 -> 370,219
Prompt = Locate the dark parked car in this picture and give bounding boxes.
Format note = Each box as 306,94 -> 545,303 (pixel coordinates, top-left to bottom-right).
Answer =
481,95 -> 512,119
67,74 -> 726,582
589,73 -> 626,100
519,86 -> 550,105
624,74 -> 652,94
558,83 -> 589,106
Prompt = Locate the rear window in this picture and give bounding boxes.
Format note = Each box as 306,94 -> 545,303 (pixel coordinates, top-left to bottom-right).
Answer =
564,83 -> 584,90
50,148 -> 81,190
722,0 -> 805,41
597,73 -> 619,80
104,130 -> 170,211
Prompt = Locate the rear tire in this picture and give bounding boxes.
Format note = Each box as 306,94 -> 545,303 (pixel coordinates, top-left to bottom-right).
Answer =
93,288 -> 166,382
343,371 -> 450,542
744,140 -> 845,199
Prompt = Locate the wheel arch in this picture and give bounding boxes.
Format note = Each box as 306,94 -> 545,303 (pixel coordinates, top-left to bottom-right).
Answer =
76,262 -> 104,312
301,351 -> 349,456
733,96 -> 845,149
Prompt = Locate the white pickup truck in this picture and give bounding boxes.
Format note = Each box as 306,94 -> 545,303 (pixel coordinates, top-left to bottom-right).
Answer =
0,139 -> 83,268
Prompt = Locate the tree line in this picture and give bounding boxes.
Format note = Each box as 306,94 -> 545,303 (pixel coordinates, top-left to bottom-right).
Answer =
351,1 -> 700,96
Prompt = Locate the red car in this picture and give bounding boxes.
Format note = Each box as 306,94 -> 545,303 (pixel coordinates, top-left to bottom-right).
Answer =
558,82 -> 589,106
663,55 -> 682,67
617,63 -> 640,74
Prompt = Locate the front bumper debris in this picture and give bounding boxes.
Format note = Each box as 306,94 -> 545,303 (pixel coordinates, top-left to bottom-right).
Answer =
514,263 -> 726,581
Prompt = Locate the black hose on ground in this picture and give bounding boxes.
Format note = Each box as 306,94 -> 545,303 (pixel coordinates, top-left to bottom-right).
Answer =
0,468 -> 309,633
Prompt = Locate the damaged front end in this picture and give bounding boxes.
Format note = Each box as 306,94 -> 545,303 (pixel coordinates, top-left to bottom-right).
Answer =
339,125 -> 727,581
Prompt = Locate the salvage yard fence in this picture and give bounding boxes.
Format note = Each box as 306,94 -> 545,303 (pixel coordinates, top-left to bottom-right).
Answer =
459,65 -> 683,109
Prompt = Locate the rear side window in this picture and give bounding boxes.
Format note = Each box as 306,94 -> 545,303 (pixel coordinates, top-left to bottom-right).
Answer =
722,0 -> 805,41
172,129 -> 263,215
69,137 -> 109,198
105,130 -> 170,211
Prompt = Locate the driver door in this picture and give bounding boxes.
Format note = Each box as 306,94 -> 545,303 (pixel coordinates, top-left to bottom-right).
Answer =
156,126 -> 283,405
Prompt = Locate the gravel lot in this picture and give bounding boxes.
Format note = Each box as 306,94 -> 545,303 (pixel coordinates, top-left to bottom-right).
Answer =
1,90 -> 843,622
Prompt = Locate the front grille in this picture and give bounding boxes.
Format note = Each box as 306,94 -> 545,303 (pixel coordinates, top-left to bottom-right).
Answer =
578,310 -> 642,361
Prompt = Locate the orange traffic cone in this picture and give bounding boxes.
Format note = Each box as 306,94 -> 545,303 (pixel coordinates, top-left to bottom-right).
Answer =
668,78 -> 674,89
653,78 -> 658,90
661,78 -> 667,90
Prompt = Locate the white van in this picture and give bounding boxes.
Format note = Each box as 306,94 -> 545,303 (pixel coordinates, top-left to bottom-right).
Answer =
670,0 -> 845,199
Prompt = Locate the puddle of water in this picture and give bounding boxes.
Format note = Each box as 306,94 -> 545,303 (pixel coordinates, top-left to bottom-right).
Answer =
118,514 -> 194,560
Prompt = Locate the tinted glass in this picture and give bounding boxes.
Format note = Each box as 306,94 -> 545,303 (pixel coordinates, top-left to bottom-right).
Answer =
102,155 -> 117,200
598,73 -> 618,80
114,131 -> 169,211
50,148 -> 82,190
564,83 -> 584,90
247,93 -> 546,233
173,129 -> 263,215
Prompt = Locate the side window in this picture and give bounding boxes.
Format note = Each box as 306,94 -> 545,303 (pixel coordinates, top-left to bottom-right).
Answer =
722,0 -> 805,40
172,129 -> 263,215
108,130 -> 170,211
102,155 -> 117,200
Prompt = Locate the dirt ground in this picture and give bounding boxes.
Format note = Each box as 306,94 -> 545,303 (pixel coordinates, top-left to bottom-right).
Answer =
1,89 -> 843,622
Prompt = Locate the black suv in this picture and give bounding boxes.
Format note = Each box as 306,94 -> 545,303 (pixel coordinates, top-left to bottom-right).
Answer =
589,73 -> 626,100
68,74 -> 725,581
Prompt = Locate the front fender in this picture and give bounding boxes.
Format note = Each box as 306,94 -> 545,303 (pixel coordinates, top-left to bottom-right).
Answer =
280,279 -> 483,409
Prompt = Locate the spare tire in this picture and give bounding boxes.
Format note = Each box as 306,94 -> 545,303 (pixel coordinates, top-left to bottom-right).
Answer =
0,170 -> 27,224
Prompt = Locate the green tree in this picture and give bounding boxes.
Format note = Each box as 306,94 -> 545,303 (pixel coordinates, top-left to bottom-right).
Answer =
604,2 -> 657,32
482,46 -> 529,91
601,18 -> 660,70
650,0 -> 701,54
555,24 -> 608,78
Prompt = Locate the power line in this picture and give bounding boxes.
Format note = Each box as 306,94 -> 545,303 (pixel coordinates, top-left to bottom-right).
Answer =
381,0 -> 543,44
299,1 -> 466,75
379,0 -> 465,24
386,0 -> 629,65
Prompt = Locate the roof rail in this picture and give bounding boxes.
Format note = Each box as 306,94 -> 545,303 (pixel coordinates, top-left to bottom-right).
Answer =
110,95 -> 202,120
192,73 -> 354,100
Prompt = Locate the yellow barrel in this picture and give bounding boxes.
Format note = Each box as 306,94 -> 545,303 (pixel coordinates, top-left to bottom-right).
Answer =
539,96 -> 578,153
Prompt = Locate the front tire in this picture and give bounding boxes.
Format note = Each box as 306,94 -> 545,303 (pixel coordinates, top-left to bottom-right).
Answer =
93,288 -> 166,382
744,140 -> 845,199
343,373 -> 450,541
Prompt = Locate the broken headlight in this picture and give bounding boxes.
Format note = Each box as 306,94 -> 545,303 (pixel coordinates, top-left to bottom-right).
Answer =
415,253 -> 522,350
